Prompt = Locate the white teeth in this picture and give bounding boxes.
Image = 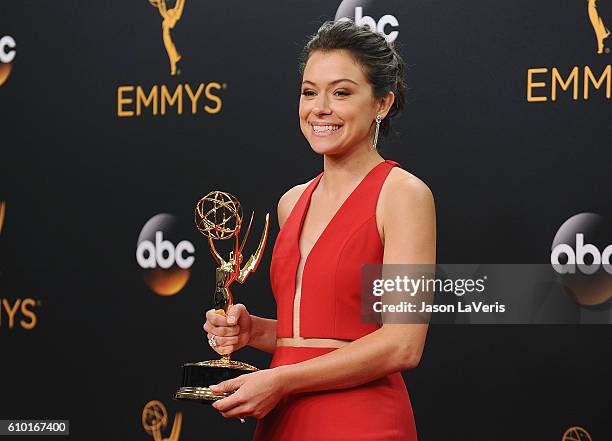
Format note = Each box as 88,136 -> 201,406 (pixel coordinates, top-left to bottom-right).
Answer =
313,125 -> 340,132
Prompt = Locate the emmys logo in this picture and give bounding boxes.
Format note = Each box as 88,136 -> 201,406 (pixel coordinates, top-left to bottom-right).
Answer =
0,202 -> 41,331
142,400 -> 182,441
136,213 -> 195,296
527,2 -> 611,102
149,0 -> 185,76
0,35 -> 16,87
116,0 -> 225,117
0,298 -> 38,330
588,0 -> 611,54
526,65 -> 611,102
335,0 -> 400,43
562,426 -> 592,441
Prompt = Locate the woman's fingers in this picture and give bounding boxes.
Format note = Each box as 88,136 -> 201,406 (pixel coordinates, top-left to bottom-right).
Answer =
204,309 -> 241,336
226,303 -> 248,324
220,407 -> 249,419
203,308 -> 244,354
207,333 -> 236,355
203,321 -> 240,337
207,333 -> 239,347
206,308 -> 229,326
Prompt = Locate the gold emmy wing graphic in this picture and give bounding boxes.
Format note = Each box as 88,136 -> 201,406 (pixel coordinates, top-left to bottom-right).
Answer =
0,201 -> 5,235
149,0 -> 185,75
142,400 -> 182,441
587,0 -> 611,53
174,191 -> 269,403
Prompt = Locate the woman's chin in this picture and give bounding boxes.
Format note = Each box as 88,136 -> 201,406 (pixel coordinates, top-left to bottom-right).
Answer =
311,144 -> 341,156
308,138 -> 345,155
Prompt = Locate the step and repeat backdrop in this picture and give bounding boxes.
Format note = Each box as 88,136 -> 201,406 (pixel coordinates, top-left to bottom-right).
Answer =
1,1 -> 611,440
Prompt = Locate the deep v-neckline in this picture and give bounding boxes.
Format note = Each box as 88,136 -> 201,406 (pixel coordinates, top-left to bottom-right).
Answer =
296,159 -> 388,279
288,159 -> 391,338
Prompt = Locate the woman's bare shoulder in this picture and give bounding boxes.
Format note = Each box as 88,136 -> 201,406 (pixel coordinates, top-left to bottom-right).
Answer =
277,178 -> 316,229
378,166 -> 435,224
382,166 -> 434,202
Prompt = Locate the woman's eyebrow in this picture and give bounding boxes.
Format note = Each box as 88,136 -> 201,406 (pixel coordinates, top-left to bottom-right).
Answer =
302,78 -> 359,86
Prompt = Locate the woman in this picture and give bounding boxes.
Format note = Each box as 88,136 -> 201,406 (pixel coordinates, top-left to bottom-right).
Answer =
203,19 -> 436,440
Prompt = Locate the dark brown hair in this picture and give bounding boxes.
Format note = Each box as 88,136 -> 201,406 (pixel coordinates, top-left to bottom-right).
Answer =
299,19 -> 407,137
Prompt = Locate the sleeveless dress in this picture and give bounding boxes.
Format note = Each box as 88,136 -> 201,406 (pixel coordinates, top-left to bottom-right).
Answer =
253,159 -> 418,441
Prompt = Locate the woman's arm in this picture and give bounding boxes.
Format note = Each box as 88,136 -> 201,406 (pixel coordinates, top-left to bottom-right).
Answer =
279,323 -> 427,393
277,172 -> 435,394
248,315 -> 277,354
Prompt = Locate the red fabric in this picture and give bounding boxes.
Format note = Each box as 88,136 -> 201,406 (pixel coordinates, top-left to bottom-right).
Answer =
256,159 -> 417,440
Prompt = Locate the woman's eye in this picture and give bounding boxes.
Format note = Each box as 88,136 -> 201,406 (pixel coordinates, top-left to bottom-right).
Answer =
301,90 -> 349,97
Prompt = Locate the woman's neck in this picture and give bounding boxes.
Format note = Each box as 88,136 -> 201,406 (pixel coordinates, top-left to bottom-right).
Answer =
319,148 -> 385,197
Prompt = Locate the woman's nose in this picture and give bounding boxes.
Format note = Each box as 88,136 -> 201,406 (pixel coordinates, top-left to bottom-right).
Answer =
313,94 -> 331,114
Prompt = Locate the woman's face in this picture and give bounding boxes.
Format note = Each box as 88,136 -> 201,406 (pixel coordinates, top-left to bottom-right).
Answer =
299,49 -> 384,156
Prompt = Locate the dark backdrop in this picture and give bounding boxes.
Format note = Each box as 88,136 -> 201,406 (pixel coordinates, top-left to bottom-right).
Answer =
1,1 -> 610,440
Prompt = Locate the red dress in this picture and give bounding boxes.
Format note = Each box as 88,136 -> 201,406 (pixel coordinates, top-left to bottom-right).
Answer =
253,159 -> 418,441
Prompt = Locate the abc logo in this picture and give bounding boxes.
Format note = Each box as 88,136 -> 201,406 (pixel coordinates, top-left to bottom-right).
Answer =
551,213 -> 612,275
335,0 -> 400,43
136,213 -> 195,296
0,35 -> 16,87
0,36 -> 16,64
137,231 -> 194,270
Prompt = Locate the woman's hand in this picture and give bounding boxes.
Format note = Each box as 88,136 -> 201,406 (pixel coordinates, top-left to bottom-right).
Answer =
210,368 -> 289,420
203,303 -> 252,355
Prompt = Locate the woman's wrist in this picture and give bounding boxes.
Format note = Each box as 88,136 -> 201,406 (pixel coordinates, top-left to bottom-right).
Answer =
273,364 -> 297,396
247,314 -> 262,347
247,315 -> 277,353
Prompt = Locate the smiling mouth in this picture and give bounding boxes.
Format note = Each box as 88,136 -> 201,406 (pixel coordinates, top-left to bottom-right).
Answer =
311,124 -> 342,135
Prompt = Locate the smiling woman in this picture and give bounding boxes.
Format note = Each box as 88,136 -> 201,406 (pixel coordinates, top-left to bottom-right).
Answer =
203,19 -> 435,441
298,21 -> 406,153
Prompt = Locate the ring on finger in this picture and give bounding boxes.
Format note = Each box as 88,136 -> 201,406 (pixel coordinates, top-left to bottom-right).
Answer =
208,334 -> 218,348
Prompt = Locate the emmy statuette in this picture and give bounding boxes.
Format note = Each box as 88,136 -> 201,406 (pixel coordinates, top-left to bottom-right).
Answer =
174,191 -> 269,403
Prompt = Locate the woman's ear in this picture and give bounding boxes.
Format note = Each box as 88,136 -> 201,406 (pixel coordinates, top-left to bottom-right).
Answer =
377,91 -> 395,119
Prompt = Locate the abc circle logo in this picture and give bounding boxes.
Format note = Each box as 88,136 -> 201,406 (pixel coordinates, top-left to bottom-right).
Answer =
335,0 -> 400,43
551,212 -> 612,275
0,36 -> 16,63
0,35 -> 16,87
136,213 -> 195,296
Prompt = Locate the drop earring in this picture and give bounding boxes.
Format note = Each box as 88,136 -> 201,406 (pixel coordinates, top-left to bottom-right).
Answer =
372,114 -> 383,150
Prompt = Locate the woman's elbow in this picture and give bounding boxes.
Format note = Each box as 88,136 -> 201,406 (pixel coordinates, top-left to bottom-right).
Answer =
399,350 -> 422,370
382,327 -> 426,370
